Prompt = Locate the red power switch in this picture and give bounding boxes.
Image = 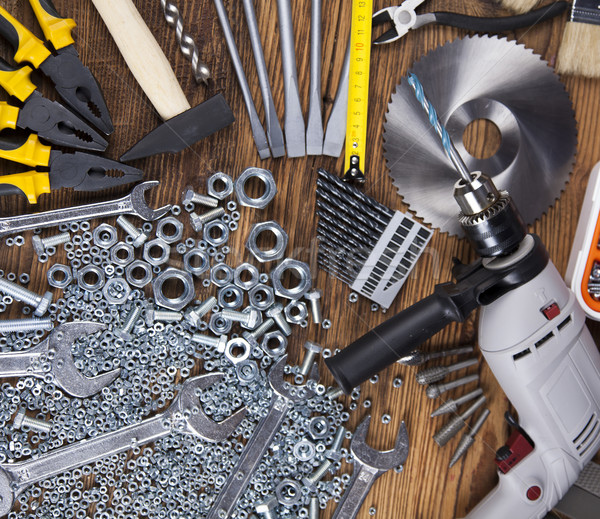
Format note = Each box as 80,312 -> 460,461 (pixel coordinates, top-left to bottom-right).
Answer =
495,430 -> 535,474
541,302 -> 560,320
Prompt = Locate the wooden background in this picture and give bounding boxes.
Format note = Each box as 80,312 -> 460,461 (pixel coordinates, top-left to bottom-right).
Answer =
1,0 -> 599,518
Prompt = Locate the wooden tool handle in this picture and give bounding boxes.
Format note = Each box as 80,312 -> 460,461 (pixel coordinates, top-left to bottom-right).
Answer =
91,0 -> 190,120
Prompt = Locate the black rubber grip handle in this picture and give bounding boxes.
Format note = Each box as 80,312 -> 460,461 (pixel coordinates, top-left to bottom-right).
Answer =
0,184 -> 26,198
38,0 -> 62,18
433,1 -> 569,32
0,57 -> 18,73
325,286 -> 464,393
0,10 -> 21,52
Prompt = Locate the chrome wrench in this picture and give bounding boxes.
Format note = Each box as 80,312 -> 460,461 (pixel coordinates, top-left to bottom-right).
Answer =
0,181 -> 170,239
331,415 -> 409,519
207,355 -> 317,519
0,373 -> 246,517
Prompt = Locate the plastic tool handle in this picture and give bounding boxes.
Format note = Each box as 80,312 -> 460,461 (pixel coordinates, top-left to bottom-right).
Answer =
325,286 -> 464,393
0,102 -> 20,131
0,133 -> 51,167
91,0 -> 190,121
0,6 -> 50,68
432,2 -> 569,32
0,171 -> 50,204
0,58 -> 36,102
29,0 -> 76,50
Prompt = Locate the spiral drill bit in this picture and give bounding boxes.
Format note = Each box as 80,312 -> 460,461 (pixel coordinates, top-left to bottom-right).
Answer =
160,0 -> 210,84
407,72 -> 471,183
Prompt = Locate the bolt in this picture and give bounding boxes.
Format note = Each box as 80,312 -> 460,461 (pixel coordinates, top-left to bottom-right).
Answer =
185,296 -> 217,326
0,317 -> 53,334
0,278 -> 52,316
32,232 -> 70,256
302,459 -> 332,490
325,426 -> 346,461
433,395 -> 487,447
309,497 -> 319,519
326,386 -> 345,400
304,289 -> 322,324
449,408 -> 490,468
426,374 -> 480,399
145,308 -> 183,326
116,215 -> 148,247
220,308 -> 261,329
182,187 -> 219,208
299,341 -> 322,377
242,317 -> 274,347
190,207 -> 225,232
13,408 -> 52,434
115,304 -> 142,340
255,496 -> 278,519
191,333 -> 227,353
266,303 -> 291,336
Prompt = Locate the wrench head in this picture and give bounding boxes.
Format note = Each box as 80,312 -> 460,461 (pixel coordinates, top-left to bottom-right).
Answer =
0,468 -> 13,516
176,373 -> 247,442
351,415 -> 409,472
268,355 -> 318,402
49,322 -> 121,398
130,181 -> 172,221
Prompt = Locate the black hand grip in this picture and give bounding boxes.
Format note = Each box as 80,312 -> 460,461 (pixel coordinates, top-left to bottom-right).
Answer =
38,0 -> 62,18
0,133 -> 30,151
433,1 -> 569,32
0,57 -> 18,73
0,183 -> 26,198
0,9 -> 22,52
325,285 -> 466,393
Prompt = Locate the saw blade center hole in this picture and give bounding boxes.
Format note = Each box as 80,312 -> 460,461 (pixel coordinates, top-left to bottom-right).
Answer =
462,119 -> 501,160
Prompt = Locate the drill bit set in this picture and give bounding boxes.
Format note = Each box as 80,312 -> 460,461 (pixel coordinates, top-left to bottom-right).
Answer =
315,168 -> 432,309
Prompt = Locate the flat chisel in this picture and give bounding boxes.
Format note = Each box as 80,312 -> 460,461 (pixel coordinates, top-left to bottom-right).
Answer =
306,0 -> 323,155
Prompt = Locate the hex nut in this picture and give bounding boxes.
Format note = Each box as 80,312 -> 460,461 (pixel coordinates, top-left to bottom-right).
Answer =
271,259 -> 312,300
152,268 -> 195,311
77,265 -> 106,292
284,301 -> 308,324
209,312 -> 232,335
143,238 -> 171,266
246,221 -> 288,263
183,248 -> 210,277
235,167 -> 277,209
125,260 -> 153,288
233,262 -> 260,291
248,283 -> 275,310
156,217 -> 184,244
210,263 -> 234,287
207,171 -> 234,199
47,264 -> 72,289
217,284 -> 244,309
110,242 -> 135,266
93,224 -> 118,249
102,277 -> 131,305
224,337 -> 251,364
261,330 -> 288,357
204,220 -> 229,247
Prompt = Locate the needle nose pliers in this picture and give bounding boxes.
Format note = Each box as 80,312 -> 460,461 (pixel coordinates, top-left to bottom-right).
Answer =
0,58 -> 108,152
0,133 -> 143,204
0,0 -> 114,135
373,1 -> 569,44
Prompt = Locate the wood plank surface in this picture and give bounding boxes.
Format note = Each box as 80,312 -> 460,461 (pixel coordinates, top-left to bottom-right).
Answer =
0,0 -> 599,518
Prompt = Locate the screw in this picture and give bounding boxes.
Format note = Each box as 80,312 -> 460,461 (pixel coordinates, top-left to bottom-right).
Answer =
189,207 -> 225,232
299,341 -> 322,377
266,303 -> 291,336
242,317 -> 274,347
32,232 -> 70,256
182,187 -> 219,208
304,289 -> 322,324
0,278 -> 52,316
426,374 -> 479,399
255,496 -> 278,519
325,426 -> 346,461
449,408 -> 490,468
145,308 -> 183,326
116,216 -> 148,247
302,459 -> 332,490
0,317 -> 54,334
13,408 -> 52,434
433,395 -> 487,447
326,386 -> 345,400
115,304 -> 142,340
220,308 -> 261,329
416,358 -> 479,385
397,345 -> 474,366
309,497 -> 319,519
185,296 -> 217,326
191,333 -> 227,353
430,388 -> 484,417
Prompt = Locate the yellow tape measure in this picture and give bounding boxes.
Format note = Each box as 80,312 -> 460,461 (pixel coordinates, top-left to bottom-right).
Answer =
344,0 -> 373,183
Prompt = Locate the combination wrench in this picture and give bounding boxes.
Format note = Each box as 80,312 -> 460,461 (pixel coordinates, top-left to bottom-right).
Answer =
0,181 -> 170,239
0,321 -> 120,398
331,415 -> 409,519
207,355 -> 318,518
0,372 -> 246,516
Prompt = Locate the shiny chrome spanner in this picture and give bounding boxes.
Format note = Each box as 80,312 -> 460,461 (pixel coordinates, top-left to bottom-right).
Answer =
0,181 -> 170,239
207,355 -> 318,519
331,415 -> 409,519
0,373 -> 246,517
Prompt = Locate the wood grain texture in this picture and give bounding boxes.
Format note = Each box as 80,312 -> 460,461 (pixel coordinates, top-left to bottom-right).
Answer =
0,0 -> 599,518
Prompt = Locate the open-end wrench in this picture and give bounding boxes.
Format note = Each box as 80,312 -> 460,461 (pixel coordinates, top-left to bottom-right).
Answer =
0,321 -> 120,398
0,372 -> 246,517
0,181 -> 170,239
207,355 -> 318,519
306,0 -> 323,155
276,0 -> 306,157
331,415 -> 409,519
213,0 -> 270,160
241,0 -> 285,158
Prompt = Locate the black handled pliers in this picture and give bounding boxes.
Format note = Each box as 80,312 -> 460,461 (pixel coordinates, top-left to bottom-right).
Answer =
0,0 -> 114,135
373,1 -> 570,44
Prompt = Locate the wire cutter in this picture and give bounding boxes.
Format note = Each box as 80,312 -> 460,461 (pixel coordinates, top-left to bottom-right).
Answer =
0,58 -> 108,151
0,133 -> 143,204
0,0 -> 113,135
373,1 -> 569,44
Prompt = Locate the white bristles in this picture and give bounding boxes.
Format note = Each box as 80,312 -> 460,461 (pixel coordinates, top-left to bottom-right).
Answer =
498,0 -> 540,14
556,21 -> 600,78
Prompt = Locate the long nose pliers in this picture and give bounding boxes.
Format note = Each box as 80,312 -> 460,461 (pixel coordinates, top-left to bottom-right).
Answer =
0,58 -> 108,151
0,0 -> 113,135
373,1 -> 570,44
0,133 -> 143,204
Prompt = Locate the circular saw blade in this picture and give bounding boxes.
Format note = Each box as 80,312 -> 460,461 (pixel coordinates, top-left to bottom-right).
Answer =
384,35 -> 577,237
